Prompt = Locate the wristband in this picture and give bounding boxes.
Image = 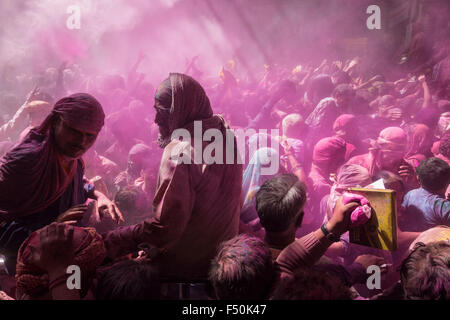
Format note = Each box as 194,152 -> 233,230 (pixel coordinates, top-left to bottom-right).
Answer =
321,223 -> 341,242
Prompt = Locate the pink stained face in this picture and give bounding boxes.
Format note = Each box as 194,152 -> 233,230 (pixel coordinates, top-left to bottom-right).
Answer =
53,117 -> 98,159
378,149 -> 405,170
154,100 -> 170,139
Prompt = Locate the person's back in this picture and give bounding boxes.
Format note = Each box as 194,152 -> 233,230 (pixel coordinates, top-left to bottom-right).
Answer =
402,158 -> 450,231
154,136 -> 242,279
402,189 -> 450,231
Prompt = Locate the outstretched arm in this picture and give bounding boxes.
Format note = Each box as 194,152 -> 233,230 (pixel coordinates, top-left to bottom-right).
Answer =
0,86 -> 39,141
276,197 -> 359,275
418,75 -> 431,110
103,151 -> 196,260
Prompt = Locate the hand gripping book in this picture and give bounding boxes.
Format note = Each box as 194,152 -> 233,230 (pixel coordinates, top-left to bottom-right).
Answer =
347,187 -> 398,251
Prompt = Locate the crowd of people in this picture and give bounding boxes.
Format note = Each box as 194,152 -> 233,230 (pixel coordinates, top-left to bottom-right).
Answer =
0,13 -> 449,301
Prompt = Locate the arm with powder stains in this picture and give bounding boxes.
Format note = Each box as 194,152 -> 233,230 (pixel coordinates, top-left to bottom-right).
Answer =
102,145 -> 197,259
418,75 -> 432,111
276,198 -> 359,276
283,143 -> 307,184
0,86 -> 38,141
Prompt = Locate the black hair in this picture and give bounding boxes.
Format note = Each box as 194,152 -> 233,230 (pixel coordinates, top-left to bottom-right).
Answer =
332,84 -> 355,99
416,157 -> 450,192
332,70 -> 352,85
255,174 -> 307,233
209,234 -> 274,300
96,259 -> 160,300
115,186 -> 143,212
114,185 -> 150,224
307,74 -> 334,102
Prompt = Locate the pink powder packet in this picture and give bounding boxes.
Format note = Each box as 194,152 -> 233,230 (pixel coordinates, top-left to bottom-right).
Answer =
342,193 -> 371,228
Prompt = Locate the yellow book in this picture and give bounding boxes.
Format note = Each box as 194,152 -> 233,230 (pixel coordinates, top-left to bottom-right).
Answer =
347,188 -> 398,251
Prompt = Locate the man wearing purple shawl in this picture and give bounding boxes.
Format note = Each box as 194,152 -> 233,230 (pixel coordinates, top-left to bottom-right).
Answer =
0,93 -> 122,274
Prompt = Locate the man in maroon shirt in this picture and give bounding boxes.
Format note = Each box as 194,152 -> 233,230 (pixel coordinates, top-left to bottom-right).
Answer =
103,73 -> 243,281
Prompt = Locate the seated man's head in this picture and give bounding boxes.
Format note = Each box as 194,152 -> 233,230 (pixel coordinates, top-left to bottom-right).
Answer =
209,234 -> 275,300
307,74 -> 334,105
331,70 -> 352,85
50,93 -> 105,159
114,186 -> 151,225
272,267 -> 353,300
416,157 -> 450,195
256,174 -> 307,237
333,84 -> 355,110
127,143 -> 152,177
281,113 -> 306,140
375,127 -> 408,170
154,73 -> 213,148
96,259 -> 160,300
400,241 -> 450,300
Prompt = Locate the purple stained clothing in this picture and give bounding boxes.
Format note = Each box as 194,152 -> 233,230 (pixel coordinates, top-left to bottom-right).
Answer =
401,188 -> 450,232
0,93 -> 104,221
345,150 -> 419,191
0,163 -> 93,274
102,132 -> 243,280
0,93 -> 103,275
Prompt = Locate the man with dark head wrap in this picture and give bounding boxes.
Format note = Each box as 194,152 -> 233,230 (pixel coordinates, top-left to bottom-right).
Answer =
103,73 -> 243,285
153,73 -> 217,148
0,93 -> 121,275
